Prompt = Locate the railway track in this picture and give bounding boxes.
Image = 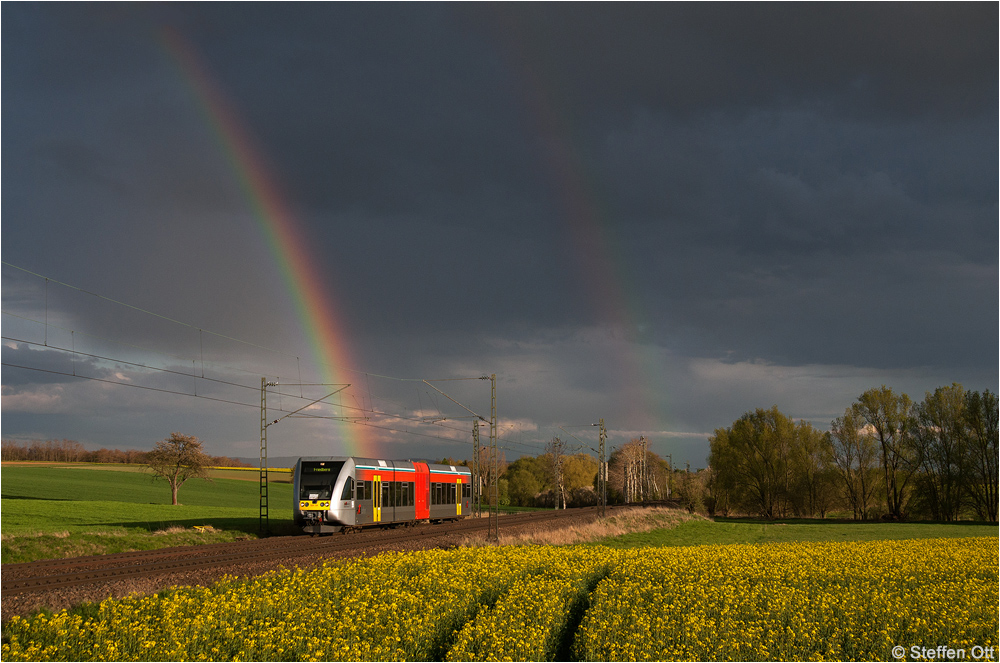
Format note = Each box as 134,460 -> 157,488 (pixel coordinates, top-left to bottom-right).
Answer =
1,506 -> 615,596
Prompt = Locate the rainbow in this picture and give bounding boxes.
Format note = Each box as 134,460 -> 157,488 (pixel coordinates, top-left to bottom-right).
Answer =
496,33 -> 666,436
160,27 -> 375,457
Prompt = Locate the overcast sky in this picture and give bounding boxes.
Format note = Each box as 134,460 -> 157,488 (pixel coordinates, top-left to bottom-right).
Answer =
3,3 -> 997,467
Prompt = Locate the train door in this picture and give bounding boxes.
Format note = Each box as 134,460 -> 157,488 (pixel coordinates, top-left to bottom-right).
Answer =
456,478 -> 462,516
414,463 -> 430,520
373,475 -> 381,523
381,479 -> 392,523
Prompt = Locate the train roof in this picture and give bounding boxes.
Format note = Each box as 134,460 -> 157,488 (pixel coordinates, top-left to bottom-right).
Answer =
294,456 -> 471,474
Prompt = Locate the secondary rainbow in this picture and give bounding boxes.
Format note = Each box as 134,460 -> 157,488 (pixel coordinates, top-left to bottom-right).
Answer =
494,28 -> 667,436
160,27 -> 374,457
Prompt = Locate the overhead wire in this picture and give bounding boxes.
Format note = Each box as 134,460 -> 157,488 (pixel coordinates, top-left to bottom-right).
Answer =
1,309 -> 303,388
3,262 -> 518,450
3,262 -> 303,362
1,359 -> 488,450
5,337 -> 490,441
3,262 -> 487,383
2,362 -> 260,411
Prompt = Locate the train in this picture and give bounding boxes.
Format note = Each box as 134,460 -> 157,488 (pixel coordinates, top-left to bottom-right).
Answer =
293,456 -> 473,534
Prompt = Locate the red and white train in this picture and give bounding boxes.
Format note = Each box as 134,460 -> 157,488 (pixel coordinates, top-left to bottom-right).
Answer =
293,456 -> 473,534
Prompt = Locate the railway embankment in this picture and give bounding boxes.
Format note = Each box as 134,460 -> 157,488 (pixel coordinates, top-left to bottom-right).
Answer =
2,505 -> 624,620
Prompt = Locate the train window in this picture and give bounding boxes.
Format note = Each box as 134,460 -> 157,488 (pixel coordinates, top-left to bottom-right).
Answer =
462,482 -> 471,498
341,477 -> 354,501
298,461 -> 345,500
363,481 -> 372,501
382,481 -> 392,507
356,480 -> 364,500
300,484 -> 332,500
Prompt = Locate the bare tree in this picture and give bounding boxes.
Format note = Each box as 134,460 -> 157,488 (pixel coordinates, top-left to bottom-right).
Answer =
913,384 -> 968,521
475,445 -> 507,506
964,389 -> 999,522
830,408 -> 882,520
788,423 -> 836,518
545,437 -> 567,509
608,439 -> 644,503
854,386 -> 920,520
146,433 -> 212,505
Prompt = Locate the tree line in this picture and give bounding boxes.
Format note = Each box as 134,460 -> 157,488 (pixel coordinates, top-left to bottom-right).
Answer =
492,436 -> 704,511
709,384 -> 998,522
0,437 -> 251,468
487,383 -> 997,523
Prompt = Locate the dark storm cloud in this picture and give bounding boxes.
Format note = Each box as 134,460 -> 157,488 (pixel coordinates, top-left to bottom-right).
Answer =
582,103 -> 997,369
467,3 -> 997,119
2,3 -> 996,458
165,3 -> 537,219
2,343 -> 109,386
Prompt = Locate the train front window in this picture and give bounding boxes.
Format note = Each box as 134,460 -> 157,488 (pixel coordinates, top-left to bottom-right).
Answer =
341,477 -> 354,501
299,461 -> 345,500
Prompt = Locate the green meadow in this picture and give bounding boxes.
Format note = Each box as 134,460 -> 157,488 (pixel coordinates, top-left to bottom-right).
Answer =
3,464 -> 997,565
1,464 -> 296,563
594,515 -> 999,549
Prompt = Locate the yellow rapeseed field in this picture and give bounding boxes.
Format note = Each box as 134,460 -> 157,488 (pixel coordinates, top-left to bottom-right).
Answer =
2,537 -> 995,661
574,537 -> 997,661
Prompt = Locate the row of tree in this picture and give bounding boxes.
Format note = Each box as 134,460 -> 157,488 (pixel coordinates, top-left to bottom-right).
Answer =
709,385 -> 998,522
0,437 -> 250,468
7,383 -> 995,520
493,436 -> 691,510
486,384 -> 997,522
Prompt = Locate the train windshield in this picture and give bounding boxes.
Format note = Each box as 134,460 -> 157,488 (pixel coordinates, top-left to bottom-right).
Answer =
299,461 -> 345,500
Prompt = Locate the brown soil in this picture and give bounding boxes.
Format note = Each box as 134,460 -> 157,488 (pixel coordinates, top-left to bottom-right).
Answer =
2,508 -> 617,621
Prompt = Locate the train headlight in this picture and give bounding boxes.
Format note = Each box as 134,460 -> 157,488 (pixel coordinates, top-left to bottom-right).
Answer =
299,501 -> 308,508
321,501 -> 330,508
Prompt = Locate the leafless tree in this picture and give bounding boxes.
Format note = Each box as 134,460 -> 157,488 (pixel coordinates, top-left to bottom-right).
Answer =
146,432 -> 212,505
545,437 -> 567,509
830,408 -> 882,520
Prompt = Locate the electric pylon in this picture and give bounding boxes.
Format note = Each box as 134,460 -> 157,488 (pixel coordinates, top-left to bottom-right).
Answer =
472,418 -> 482,518
598,418 -> 607,517
488,373 -> 498,542
259,378 -> 273,536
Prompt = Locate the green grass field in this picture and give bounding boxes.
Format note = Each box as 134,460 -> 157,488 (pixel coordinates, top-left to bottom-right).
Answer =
1,464 -> 296,563
595,515 -> 998,548
3,464 -> 997,565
